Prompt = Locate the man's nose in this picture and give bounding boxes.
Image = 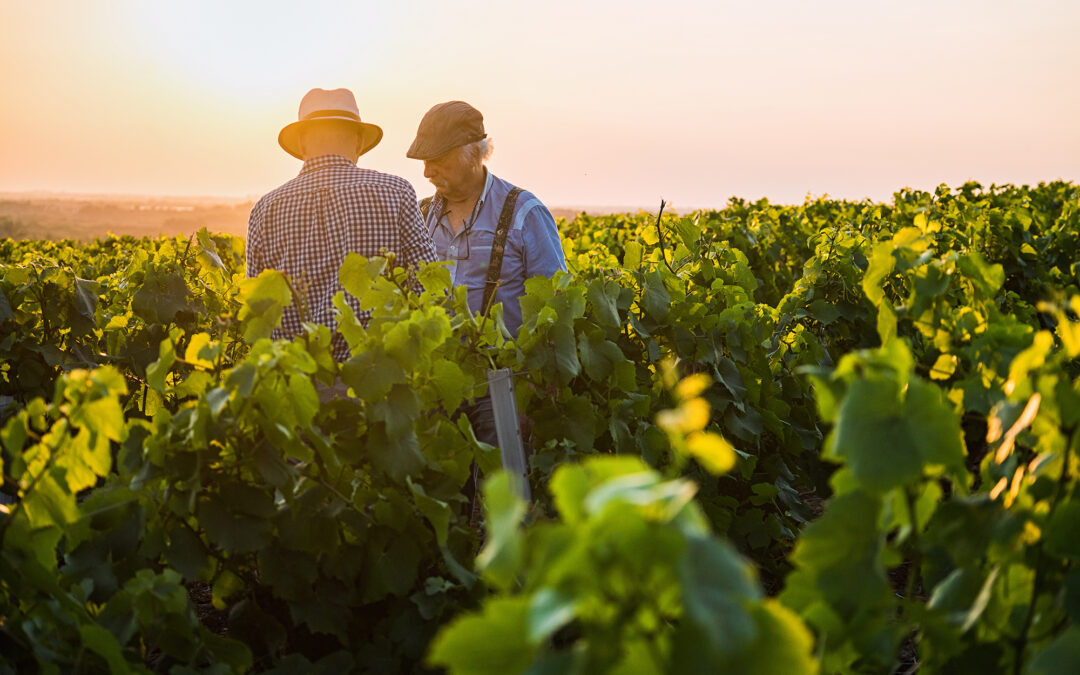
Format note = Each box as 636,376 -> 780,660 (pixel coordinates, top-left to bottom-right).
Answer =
423,162 -> 436,179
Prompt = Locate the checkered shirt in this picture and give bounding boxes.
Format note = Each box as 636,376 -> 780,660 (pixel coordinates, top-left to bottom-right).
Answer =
246,154 -> 438,360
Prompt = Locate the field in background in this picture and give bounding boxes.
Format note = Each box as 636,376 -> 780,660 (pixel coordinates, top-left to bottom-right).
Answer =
0,193 -> 640,241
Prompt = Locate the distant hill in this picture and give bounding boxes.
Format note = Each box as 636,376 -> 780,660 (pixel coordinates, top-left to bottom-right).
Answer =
0,193 -> 670,242
0,193 -> 254,241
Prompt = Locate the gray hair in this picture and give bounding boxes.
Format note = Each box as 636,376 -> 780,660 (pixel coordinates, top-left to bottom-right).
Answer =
459,137 -> 494,167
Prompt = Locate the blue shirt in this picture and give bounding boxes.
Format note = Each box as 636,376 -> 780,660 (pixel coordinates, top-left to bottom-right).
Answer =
423,170 -> 567,337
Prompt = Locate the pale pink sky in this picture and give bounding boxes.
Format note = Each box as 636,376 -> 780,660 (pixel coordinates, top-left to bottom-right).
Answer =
1,0 -> 1077,209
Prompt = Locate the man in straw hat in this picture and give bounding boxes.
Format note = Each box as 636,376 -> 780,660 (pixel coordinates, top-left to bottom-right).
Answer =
408,101 -> 566,487
247,88 -> 438,367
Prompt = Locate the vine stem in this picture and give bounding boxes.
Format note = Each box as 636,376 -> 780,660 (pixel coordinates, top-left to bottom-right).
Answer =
654,200 -> 675,275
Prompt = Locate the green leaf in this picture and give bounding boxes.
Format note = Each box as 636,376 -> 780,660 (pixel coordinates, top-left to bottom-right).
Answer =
808,299 -> 841,325
720,601 -> 819,675
623,241 -> 643,269
1029,626 -> 1080,675
367,422 -> 426,483
341,350 -> 408,401
1046,501 -> 1080,560
0,289 -> 14,323
417,261 -> 453,296
587,279 -> 622,328
642,270 -> 671,322
930,353 -> 958,381
278,509 -> 336,556
72,277 -> 100,321
287,372 -> 319,428
876,301 -> 897,344
225,362 -> 259,398
184,332 -> 220,369
205,387 -> 231,419
201,631 -> 254,672
373,383 -> 421,438
1007,330 -> 1054,388
196,228 -> 226,270
550,457 -> 650,525
23,471 -> 81,528
476,472 -> 527,591
680,535 -> 760,654
166,525 -> 210,580
578,332 -> 623,383
675,217 -> 702,252
238,270 -> 292,342
79,623 -> 130,674
428,596 -> 536,675
782,490 -> 890,617
339,253 -> 387,308
862,241 -> 896,307
74,396 -> 126,448
132,269 -> 199,324
957,250 -> 1005,297
551,323 -> 580,382
175,370 -> 214,398
258,545 -> 318,601
212,569 -> 245,610
146,334 -> 177,393
527,588 -> 578,645
409,478 -> 451,547
684,432 -> 736,475
829,376 -> 965,493
431,358 -> 468,412
927,566 -> 999,632
361,531 -> 421,601
198,497 -> 272,554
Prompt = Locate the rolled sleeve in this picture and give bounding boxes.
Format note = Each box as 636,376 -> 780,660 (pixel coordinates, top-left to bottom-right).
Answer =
521,203 -> 567,278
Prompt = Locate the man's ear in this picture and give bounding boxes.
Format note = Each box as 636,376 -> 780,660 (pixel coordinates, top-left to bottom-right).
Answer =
296,130 -> 308,159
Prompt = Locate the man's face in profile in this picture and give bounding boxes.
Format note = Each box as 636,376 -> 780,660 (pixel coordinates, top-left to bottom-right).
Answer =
422,147 -> 470,198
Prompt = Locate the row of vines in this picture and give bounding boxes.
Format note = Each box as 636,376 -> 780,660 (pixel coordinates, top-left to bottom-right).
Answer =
1,181 -> 1079,673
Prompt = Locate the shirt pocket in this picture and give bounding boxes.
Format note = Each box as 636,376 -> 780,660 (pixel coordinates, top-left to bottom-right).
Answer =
470,229 -> 496,248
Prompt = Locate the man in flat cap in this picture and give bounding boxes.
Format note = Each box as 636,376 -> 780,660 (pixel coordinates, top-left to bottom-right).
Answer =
247,88 -> 438,368
408,101 -> 566,472
407,101 -> 566,337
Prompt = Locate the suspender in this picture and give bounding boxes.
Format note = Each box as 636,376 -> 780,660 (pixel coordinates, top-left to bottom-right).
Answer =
483,187 -> 522,316
420,187 -> 524,317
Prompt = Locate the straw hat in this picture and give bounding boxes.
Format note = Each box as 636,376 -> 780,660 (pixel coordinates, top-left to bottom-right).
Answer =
278,88 -> 383,160
406,101 -> 486,160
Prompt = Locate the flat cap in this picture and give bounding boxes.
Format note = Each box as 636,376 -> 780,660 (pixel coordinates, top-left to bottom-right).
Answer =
407,101 -> 486,160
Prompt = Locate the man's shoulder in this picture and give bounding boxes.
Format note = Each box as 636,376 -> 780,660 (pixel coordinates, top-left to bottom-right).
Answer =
256,166 -> 417,207
348,167 -> 418,196
486,173 -> 545,210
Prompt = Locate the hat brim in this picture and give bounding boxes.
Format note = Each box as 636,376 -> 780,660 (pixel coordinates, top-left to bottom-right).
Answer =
278,117 -> 383,160
406,133 -> 485,161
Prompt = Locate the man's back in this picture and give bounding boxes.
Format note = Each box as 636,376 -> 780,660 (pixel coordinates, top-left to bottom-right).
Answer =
247,153 -> 437,359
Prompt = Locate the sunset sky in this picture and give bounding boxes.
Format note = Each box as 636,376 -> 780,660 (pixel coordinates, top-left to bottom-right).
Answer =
1,0 -> 1077,210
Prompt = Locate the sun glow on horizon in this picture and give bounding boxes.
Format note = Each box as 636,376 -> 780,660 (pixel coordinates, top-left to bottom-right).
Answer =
1,0 -> 1078,208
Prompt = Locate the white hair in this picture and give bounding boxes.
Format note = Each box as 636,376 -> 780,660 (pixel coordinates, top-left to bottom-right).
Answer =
459,137 -> 494,167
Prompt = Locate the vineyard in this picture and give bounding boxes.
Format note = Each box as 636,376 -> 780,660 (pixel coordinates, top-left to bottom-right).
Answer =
1,181 -> 1079,674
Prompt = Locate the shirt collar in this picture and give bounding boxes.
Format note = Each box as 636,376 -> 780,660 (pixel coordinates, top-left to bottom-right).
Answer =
477,168 -> 494,207
299,154 -> 355,174
434,167 -> 493,208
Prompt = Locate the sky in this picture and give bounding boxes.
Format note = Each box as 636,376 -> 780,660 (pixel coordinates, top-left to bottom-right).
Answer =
1,0 -> 1078,210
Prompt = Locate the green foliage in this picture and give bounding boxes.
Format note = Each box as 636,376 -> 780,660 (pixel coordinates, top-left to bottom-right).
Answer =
1,181 -> 1079,672
430,460 -> 818,674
